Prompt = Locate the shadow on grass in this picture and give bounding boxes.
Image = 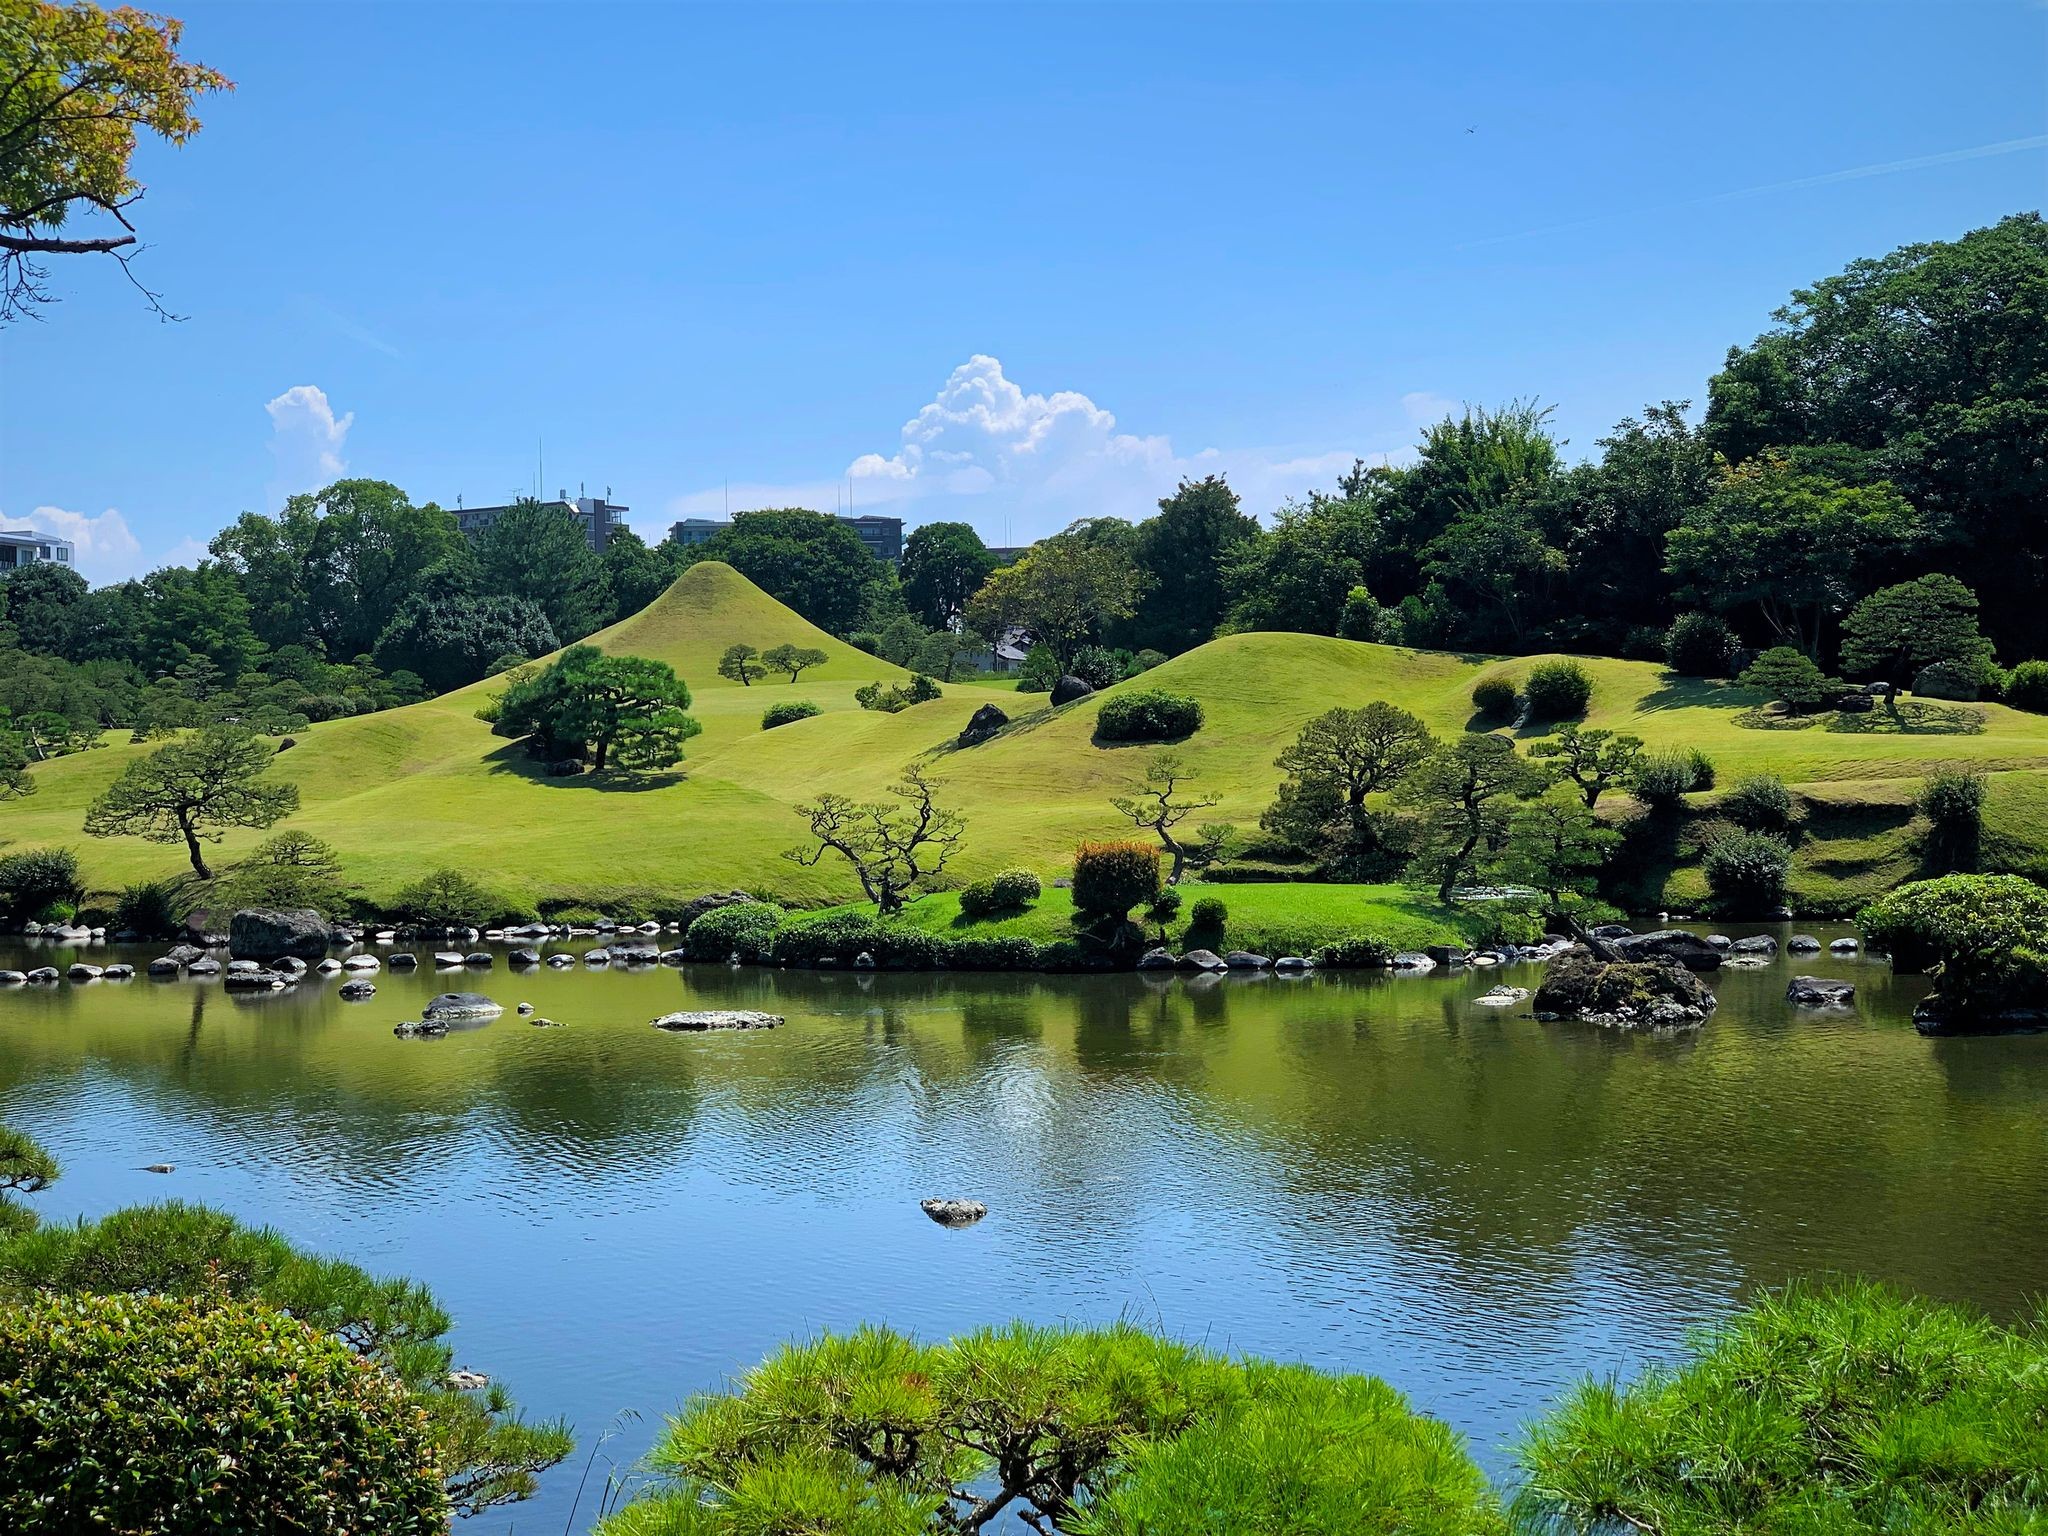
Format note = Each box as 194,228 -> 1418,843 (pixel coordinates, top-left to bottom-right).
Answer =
1634,674 -> 1762,716
1827,702 -> 1986,736
481,740 -> 686,793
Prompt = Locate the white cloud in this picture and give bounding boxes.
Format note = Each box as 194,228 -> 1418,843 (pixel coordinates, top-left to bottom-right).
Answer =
1401,390 -> 1460,426
664,355 -> 1420,544
2,505 -> 144,581
264,384 -> 353,502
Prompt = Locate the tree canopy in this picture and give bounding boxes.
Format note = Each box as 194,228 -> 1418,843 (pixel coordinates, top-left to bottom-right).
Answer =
83,724 -> 299,877
899,520 -> 996,631
489,644 -> 700,773
678,508 -> 884,636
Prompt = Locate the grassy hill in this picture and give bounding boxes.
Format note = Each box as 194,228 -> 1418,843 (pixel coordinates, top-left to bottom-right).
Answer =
13,561 -> 2048,915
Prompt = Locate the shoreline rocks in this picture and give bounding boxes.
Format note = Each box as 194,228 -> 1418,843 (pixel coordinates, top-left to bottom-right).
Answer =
228,909 -> 332,962
1533,949 -> 1718,1031
1787,976 -> 1855,1008
1612,930 -> 1723,972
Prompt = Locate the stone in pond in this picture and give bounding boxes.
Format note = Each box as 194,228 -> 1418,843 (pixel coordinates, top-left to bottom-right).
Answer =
920,1198 -> 987,1227
423,992 -> 502,1021
1786,976 -> 1856,1008
650,1010 -> 783,1032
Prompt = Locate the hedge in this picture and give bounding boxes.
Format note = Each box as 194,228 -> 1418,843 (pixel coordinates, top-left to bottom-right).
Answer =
1095,690 -> 1204,743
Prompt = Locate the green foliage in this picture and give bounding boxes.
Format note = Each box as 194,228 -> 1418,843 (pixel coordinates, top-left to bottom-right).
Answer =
211,829 -> 352,915
0,1291 -> 448,1534
786,767 -> 966,915
1515,1279 -> 2048,1535
1144,887 -> 1183,929
1701,828 -> 1792,914
82,725 -> 299,879
111,876 -> 193,938
1913,658 -> 1987,702
900,521 -> 996,630
965,527 -> 1150,673
1523,658 -> 1593,720
1840,573 -> 1994,682
386,866 -> 503,927
1095,690 -> 1204,743
1110,752 -> 1230,883
717,642 -> 763,686
1503,787 -> 1620,910
599,1322 -> 1499,1536
1187,895 -> 1228,931
1740,645 -> 1838,712
1223,489 -> 1379,638
0,845 -> 83,925
1530,725 -> 1643,808
492,644 -> 701,772
1721,773 -> 1797,834
374,591 -> 558,694
473,498 -> 612,643
676,508 -> 885,637
1918,769 -> 1987,874
761,699 -> 821,730
1662,611 -> 1738,676
1395,734 -> 1543,902
1072,840 -> 1162,920
761,642 -> 828,682
1126,475 -> 1262,655
683,900 -> 785,962
2003,659 -> 2048,713
1860,875 -> 2048,1016
1471,677 -> 1518,716
855,674 -> 944,712
770,913 -> 1037,971
958,868 -> 1041,921
1016,644 -> 1061,692
1337,584 -> 1399,643
1314,932 -> 1398,967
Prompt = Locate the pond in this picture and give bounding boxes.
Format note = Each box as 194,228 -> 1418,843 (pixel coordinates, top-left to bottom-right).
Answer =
4,930 -> 2046,1531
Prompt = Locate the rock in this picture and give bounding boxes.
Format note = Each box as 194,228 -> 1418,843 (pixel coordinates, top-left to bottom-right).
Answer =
223,968 -> 294,991
1178,949 -> 1228,971
659,948 -> 689,964
1612,930 -> 1723,972
676,891 -> 754,930
0,972 -> 23,985
650,1009 -> 784,1032
389,953 -> 418,970
1786,934 -> 1823,954
583,948 -> 611,965
338,979 -> 377,1000
141,1163 -> 175,1174
1590,923 -> 1635,940
1137,947 -> 1177,970
1050,674 -> 1095,706
276,956 -> 309,975
508,948 -> 541,967
1532,949 -> 1718,1031
463,952 -> 493,967
446,1369 -> 491,1391
957,703 -> 1011,747
392,1019 -> 448,1039
529,1017 -> 563,1028
636,921 -> 662,935
545,953 -> 576,968
1225,951 -> 1272,970
1912,998 -> 2048,1037
165,944 -> 207,967
516,1002 -> 534,1015
184,958 -> 220,976
342,955 -> 380,972
66,963 -> 103,980
103,964 -> 134,980
1273,955 -> 1315,972
433,951 -> 465,967
612,944 -> 660,964
1473,985 -> 1530,1007
1469,951 -> 1501,967
1786,976 -> 1855,1008
1707,934 -> 1733,950
146,958 -> 182,976
1425,944 -> 1467,967
226,959 -> 262,974
424,992 -> 502,1021
920,1198 -> 988,1227
24,967 -> 59,984
854,951 -> 876,970
1391,952 -> 1437,972
314,958 -> 343,974
228,908 -> 332,962
1729,935 -> 1779,956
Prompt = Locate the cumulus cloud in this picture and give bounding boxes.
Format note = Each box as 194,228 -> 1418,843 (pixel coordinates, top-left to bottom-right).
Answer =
666,355 -> 1420,544
1,505 -> 144,581
265,384 -> 353,501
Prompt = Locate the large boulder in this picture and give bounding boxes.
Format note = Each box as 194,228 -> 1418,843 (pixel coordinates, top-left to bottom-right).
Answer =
423,992 -> 502,1021
1786,976 -> 1855,1008
1612,929 -> 1723,972
1729,934 -> 1779,957
650,1010 -> 783,1032
1533,949 -> 1719,1031
228,908 -> 332,962
1049,675 -> 1095,706
1178,949 -> 1228,971
957,703 -> 1010,748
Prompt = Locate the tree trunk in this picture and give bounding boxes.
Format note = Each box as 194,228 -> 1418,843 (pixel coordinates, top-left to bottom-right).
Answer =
180,816 -> 211,880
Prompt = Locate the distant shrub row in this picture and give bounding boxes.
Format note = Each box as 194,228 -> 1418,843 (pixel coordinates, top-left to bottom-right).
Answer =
680,902 -> 1041,971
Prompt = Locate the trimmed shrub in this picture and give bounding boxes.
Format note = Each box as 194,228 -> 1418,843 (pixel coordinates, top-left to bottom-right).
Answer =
1095,691 -> 1204,743
1914,658 -> 1986,701
1721,773 -> 1796,834
1315,933 -> 1397,968
1188,896 -> 1228,932
1339,585 -> 1400,643
770,914 -> 1035,970
1523,659 -> 1592,719
1144,888 -> 1183,927
1471,677 -> 1518,717
1918,768 -> 1987,873
385,867 -> 503,927
111,878 -> 192,939
1702,828 -> 1791,914
2003,659 -> 2048,713
760,699 -> 821,730
959,868 -> 1041,920
0,847 -> 83,926
1630,750 -> 1704,808
1861,875 -> 2048,1015
0,1291 -> 447,1534
683,900 -> 785,962
1072,841 -> 1162,919
1664,612 -> 1738,677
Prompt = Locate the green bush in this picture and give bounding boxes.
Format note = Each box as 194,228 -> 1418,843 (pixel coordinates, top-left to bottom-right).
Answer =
958,868 -> 1041,920
1144,887 -> 1183,928
2003,659 -> 2048,713
760,699 -> 821,730
1663,611 -> 1738,676
1702,828 -> 1791,914
212,830 -> 352,916
1314,932 -> 1397,968
770,913 -> 1036,971
1720,773 -> 1797,834
1860,874 -> 2048,1016
1684,746 -> 1717,792
1094,690 -> 1205,743
1515,1280 -> 2048,1535
0,1290 -> 447,1534
1072,841 -> 1162,919
683,900 -> 785,962
1523,659 -> 1592,719
385,866 -> 503,927
1470,677 -> 1518,717
0,846 -> 83,926
1017,646 -> 1060,692
1741,645 -> 1839,711
1630,750 -> 1706,808
855,675 -> 944,713
1917,768 -> 1987,873
112,877 -> 192,939
1187,896 -> 1228,932
1914,657 -> 1988,701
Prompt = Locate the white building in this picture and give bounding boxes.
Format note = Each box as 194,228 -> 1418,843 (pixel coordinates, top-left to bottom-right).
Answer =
0,529 -> 76,572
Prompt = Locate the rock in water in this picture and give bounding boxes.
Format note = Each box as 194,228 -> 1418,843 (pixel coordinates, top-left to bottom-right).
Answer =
1532,949 -> 1718,1031
920,1198 -> 988,1227
228,908 -> 332,962
1178,949 -> 1228,971
957,703 -> 1010,747
1612,930 -> 1723,971
446,1369 -> 490,1391
1473,985 -> 1530,1007
1786,976 -> 1855,1008
422,992 -> 502,1021
338,979 -> 376,1001
141,1163 -> 175,1174
650,1010 -> 783,1032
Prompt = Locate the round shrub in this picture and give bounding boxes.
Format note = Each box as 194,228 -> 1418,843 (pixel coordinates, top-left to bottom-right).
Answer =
1630,750 -> 1703,808
683,900 -> 784,962
0,1290 -> 447,1535
112,878 -> 191,939
1315,932 -> 1397,968
0,846 -> 83,926
1913,659 -> 1983,701
959,867 -> 1041,920
385,866 -> 503,927
1188,896 -> 1228,931
1702,828 -> 1791,914
1073,841 -> 1162,919
1144,887 -> 1183,926
2003,659 -> 2048,713
1918,768 -> 1987,874
1684,747 -> 1717,792
1095,690 -> 1204,743
760,699 -> 821,730
1664,611 -> 1738,677
1861,874 -> 2048,1012
1721,773 -> 1796,834
1471,677 -> 1518,717
1523,659 -> 1593,719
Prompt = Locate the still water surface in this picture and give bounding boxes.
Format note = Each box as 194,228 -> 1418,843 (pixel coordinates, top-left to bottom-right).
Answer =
3,932 -> 2046,1530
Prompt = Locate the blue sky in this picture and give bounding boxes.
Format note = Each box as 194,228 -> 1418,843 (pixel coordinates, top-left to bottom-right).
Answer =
4,0 -> 2044,580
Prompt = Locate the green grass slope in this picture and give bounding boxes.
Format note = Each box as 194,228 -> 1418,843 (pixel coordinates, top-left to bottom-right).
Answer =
13,564 -> 2048,914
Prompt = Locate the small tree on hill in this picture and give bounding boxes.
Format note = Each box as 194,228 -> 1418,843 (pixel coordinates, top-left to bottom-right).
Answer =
1395,733 -> 1543,903
493,645 -> 701,772
84,725 -> 298,878
786,766 -> 965,914
761,642 -> 828,683
1504,786 -> 1619,914
1530,725 -> 1644,808
1739,646 -> 1839,713
1110,752 -> 1233,884
1839,574 -> 1995,682
1273,703 -> 1435,869
717,643 -> 764,686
